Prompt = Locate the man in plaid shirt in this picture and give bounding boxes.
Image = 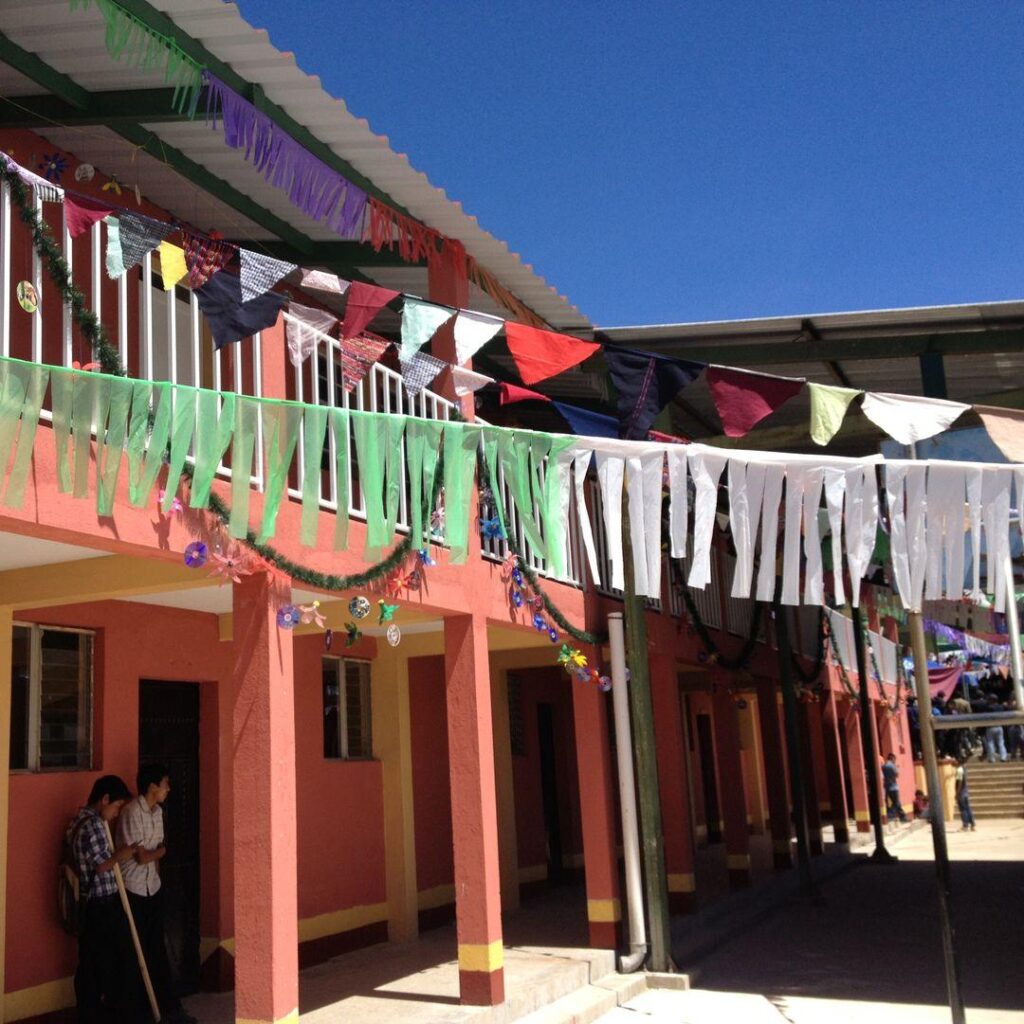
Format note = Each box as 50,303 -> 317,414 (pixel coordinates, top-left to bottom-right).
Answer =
68,775 -> 141,1023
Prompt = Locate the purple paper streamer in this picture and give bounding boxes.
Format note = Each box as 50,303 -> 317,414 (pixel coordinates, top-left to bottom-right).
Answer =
204,72 -> 369,239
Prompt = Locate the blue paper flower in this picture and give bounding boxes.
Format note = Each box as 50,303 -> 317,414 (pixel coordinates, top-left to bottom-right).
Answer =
511,567 -> 523,587
38,153 -> 66,182
183,541 -> 208,569
480,516 -> 505,540
533,613 -> 547,631
276,604 -> 301,630
548,627 -> 560,643
417,548 -> 437,567
510,587 -> 523,608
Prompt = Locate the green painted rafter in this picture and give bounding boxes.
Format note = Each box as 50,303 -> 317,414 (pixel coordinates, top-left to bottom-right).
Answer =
0,88 -> 189,127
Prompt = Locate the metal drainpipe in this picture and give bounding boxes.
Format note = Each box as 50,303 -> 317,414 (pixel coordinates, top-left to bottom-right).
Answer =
608,611 -> 647,972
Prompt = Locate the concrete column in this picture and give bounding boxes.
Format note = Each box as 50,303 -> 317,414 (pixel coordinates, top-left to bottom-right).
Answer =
232,572 -> 298,1024
571,667 -> 621,948
755,677 -> 792,870
820,690 -> 851,844
0,606 -> 12,1024
797,700 -> 825,856
711,675 -> 751,888
843,700 -> 872,833
444,613 -> 504,1005
650,655 -> 697,913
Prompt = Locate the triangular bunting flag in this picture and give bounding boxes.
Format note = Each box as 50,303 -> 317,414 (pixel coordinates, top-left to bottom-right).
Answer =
604,346 -> 705,439
861,392 -> 970,446
974,405 -> 1024,462
65,195 -> 113,239
341,281 -> 400,340
240,249 -> 297,302
158,241 -> 188,291
104,217 -> 126,278
551,402 -> 619,439
300,269 -> 349,295
705,365 -> 804,437
808,382 -> 862,445
454,309 -> 504,364
400,351 -> 447,396
450,365 -> 494,397
183,232 -> 236,289
399,298 -> 454,361
118,213 -> 173,271
500,383 -> 550,405
194,271 -> 286,349
504,323 -> 600,385
340,333 -> 390,392
1,153 -> 63,203
286,302 -> 338,366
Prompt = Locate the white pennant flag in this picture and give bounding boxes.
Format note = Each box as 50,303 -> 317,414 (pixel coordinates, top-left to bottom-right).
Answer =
861,392 -> 969,446
451,365 -> 493,397
301,269 -> 349,295
285,301 -> 337,367
454,309 -> 504,364
399,298 -> 454,361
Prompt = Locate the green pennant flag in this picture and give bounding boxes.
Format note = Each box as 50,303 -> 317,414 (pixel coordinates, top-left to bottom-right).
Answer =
808,382 -> 861,445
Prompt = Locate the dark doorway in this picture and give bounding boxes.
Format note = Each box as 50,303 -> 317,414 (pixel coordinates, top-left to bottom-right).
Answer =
695,713 -> 723,843
138,680 -> 201,995
536,703 -> 565,884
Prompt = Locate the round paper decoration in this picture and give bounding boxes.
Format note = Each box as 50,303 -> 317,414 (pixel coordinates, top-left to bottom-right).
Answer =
183,541 -> 208,568
276,604 -> 301,630
74,163 -> 95,182
386,624 -> 401,647
348,595 -> 371,619
16,281 -> 37,313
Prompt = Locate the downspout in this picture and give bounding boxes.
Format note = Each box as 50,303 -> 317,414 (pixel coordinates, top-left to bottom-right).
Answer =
608,611 -> 648,972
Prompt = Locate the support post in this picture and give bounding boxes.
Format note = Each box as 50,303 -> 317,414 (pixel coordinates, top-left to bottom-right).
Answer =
231,572 -> 298,1024
843,699 -> 872,833
444,613 -> 504,1005
756,677 -> 793,869
797,700 -> 825,856
0,607 -> 11,1024
711,675 -> 752,889
820,689 -> 851,845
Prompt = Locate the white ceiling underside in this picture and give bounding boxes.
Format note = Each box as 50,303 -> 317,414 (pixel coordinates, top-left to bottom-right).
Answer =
0,533 -> 112,572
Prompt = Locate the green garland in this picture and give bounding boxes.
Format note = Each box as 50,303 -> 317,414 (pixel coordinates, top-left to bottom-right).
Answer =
679,579 -> 762,672
868,633 -> 904,715
821,610 -> 863,702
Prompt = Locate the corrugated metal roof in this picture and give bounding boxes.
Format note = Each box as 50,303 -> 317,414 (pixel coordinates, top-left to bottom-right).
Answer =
0,0 -> 590,329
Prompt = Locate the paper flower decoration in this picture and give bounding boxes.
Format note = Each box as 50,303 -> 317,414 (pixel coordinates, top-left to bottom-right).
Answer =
378,600 -> 398,625
300,601 -> 326,629
548,627 -> 560,643
598,676 -> 612,692
38,153 -> 66,182
405,569 -> 421,591
325,629 -> 334,650
183,541 -> 208,568
557,644 -> 577,669
500,553 -> 518,579
348,595 -> 371,620
430,505 -> 445,536
574,665 -> 591,683
511,567 -> 524,587
74,163 -> 95,182
510,587 -> 523,609
72,360 -> 101,373
532,595 -> 545,611
480,517 -> 504,540
532,613 -> 547,631
208,551 -> 250,585
158,489 -> 183,515
102,174 -> 122,195
276,604 -> 301,630
417,548 -> 436,567
344,622 -> 362,647
386,623 -> 401,647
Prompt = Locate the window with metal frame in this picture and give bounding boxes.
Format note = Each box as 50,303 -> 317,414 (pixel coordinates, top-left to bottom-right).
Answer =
9,624 -> 94,772
322,656 -> 372,759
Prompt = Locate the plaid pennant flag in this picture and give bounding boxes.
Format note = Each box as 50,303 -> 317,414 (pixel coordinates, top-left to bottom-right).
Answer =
340,333 -> 390,392
118,213 -> 173,271
400,351 -> 447,396
183,232 -> 236,289
240,249 -> 297,302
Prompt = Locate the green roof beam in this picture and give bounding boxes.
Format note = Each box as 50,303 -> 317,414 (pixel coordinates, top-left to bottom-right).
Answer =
0,88 -> 189,128
0,30 -> 90,108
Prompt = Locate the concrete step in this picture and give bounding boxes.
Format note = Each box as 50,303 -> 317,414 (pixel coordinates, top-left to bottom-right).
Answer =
506,958 -> 594,1021
512,982 -> 618,1024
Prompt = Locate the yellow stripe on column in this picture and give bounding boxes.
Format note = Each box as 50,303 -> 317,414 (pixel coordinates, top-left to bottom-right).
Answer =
587,898 -> 622,923
458,940 -> 504,973
854,810 -> 870,822
667,873 -> 696,893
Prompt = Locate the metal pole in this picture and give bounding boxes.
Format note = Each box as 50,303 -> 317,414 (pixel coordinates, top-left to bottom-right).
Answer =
850,605 -> 895,864
908,609 -> 967,1024
1003,550 -> 1024,711
607,612 -> 648,972
772,592 -> 820,902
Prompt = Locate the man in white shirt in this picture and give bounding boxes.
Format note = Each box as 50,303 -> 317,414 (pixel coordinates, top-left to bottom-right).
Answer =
118,763 -> 195,1024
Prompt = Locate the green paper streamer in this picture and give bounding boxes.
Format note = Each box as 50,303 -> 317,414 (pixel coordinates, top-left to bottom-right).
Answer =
541,438 -> 578,577
300,404 -> 329,547
96,376 -> 133,516
259,402 -> 301,542
498,429 -> 548,554
72,374 -> 111,500
189,390 -> 236,507
380,416 -> 406,554
50,370 -> 75,493
162,389 -> 197,510
352,411 -> 408,558
329,408 -> 351,551
405,419 -> 443,546
480,428 -> 506,536
2,362 -> 49,508
126,381 -> 171,507
444,422 -> 482,563
229,397 -> 259,539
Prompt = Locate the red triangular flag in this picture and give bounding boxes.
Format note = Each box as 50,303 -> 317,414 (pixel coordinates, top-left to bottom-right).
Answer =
504,322 -> 600,386
705,365 -> 804,438
65,195 -> 113,239
341,281 -> 400,340
499,383 -> 551,405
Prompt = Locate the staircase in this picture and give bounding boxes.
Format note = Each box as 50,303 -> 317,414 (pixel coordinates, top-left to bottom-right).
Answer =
967,760 -> 1024,818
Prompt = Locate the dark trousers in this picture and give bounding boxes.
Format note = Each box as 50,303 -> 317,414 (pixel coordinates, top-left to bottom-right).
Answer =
128,889 -> 181,1017
75,895 -> 134,1024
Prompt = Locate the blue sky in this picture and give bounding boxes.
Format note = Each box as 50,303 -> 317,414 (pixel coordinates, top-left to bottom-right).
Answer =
238,1 -> 1024,328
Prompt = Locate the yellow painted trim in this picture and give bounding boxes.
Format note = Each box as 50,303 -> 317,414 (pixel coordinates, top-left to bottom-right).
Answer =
4,976 -> 75,1022
902,804 -> 913,813
236,1011 -> 298,1024
854,810 -> 870,822
417,883 -> 456,911
586,898 -> 622,923
518,863 -> 548,884
297,902 -> 388,944
726,853 -> 751,870
458,940 -> 504,973
667,873 -> 696,893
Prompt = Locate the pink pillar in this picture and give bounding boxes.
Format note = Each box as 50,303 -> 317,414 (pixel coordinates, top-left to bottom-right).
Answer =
843,700 -> 872,833
711,674 -> 751,888
756,678 -> 792,870
798,700 -> 825,856
650,653 -> 697,913
445,613 -> 505,1005
821,690 -> 851,844
232,571 -> 298,1024
571,668 -> 622,948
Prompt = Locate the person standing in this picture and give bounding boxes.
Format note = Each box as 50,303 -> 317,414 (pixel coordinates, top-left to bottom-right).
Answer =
983,696 -> 1008,762
881,752 -> 908,823
955,755 -> 977,832
118,763 -> 196,1024
69,775 -> 141,1024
